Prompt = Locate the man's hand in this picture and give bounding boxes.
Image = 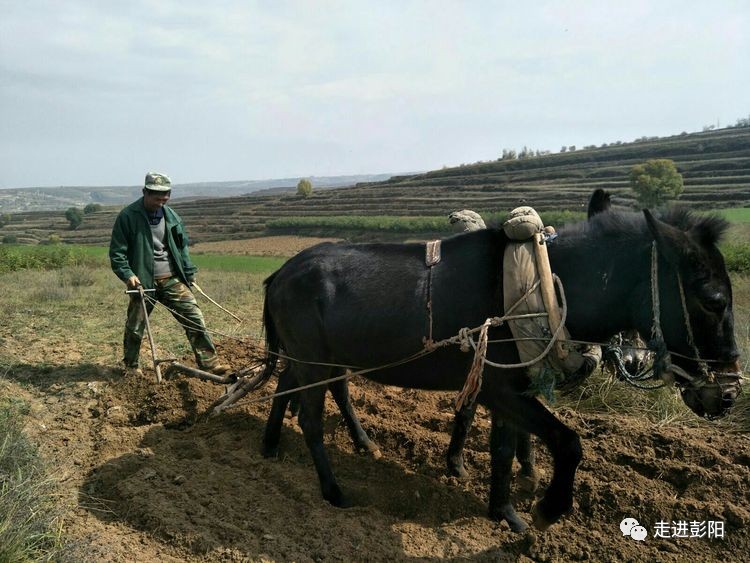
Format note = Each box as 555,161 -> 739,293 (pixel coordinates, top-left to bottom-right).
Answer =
126,275 -> 141,289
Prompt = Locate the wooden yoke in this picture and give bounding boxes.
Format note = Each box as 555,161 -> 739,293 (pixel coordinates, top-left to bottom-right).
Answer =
533,231 -> 568,359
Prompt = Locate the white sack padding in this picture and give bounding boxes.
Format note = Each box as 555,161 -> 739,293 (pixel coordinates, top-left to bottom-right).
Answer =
501,207 -> 601,388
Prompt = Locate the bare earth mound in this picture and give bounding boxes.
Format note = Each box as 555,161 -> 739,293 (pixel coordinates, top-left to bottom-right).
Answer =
12,339 -> 750,562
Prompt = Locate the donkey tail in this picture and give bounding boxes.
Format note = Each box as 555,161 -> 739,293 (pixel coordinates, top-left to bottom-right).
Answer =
228,278 -> 280,394
258,281 -> 281,385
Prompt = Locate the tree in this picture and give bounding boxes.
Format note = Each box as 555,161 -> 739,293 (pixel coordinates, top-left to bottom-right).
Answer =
297,178 -> 313,198
65,207 -> 84,230
83,203 -> 103,214
629,159 -> 684,208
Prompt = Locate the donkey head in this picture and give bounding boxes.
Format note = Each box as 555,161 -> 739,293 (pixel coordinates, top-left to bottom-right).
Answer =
644,209 -> 742,418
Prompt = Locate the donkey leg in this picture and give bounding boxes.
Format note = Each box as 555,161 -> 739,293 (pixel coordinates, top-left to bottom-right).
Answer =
328,376 -> 381,458
488,415 -> 527,532
446,402 -> 477,479
288,394 -> 300,418
515,430 -> 539,493
297,382 -> 351,508
262,365 -> 295,458
490,395 -> 582,530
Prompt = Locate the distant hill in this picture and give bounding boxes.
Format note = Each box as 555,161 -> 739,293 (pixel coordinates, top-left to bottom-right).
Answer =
2,126 -> 749,245
0,173 -> 402,213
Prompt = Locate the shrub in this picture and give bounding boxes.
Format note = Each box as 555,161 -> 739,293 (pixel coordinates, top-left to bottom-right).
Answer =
83,203 -> 103,214
297,179 -> 313,198
2,234 -> 18,244
65,207 -> 83,230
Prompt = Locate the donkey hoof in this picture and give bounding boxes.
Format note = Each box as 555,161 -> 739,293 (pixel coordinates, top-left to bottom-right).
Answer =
261,442 -> 279,459
490,503 -> 528,533
361,441 -> 382,459
446,460 -> 470,480
335,496 -> 354,509
324,487 -> 353,509
531,502 -> 556,531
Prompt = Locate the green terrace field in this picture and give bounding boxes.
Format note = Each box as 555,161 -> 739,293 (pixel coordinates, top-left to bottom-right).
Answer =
716,207 -> 750,223
1,126 -> 749,245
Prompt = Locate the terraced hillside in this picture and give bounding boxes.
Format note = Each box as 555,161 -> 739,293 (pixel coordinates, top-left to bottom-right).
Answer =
2,127 -> 749,245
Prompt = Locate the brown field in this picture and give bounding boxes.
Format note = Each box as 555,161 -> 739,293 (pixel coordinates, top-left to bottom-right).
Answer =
191,236 -> 342,257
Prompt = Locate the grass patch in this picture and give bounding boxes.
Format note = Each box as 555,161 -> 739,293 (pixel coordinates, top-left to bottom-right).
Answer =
721,242 -> 750,273
712,207 -> 750,223
0,395 -> 67,561
557,368 -> 695,426
0,265 -> 269,368
59,265 -> 98,287
721,274 -> 750,431
191,254 -> 284,274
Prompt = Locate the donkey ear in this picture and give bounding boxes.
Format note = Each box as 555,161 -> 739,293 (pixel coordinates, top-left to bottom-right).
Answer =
643,209 -> 689,265
587,189 -> 611,219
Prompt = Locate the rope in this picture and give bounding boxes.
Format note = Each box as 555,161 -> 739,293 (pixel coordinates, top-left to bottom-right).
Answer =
482,275 -> 569,370
209,276 -> 571,413
454,318 -> 490,410
650,242 -> 664,344
676,272 -> 712,380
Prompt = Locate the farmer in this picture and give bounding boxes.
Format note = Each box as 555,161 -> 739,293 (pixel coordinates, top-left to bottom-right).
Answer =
109,172 -> 230,376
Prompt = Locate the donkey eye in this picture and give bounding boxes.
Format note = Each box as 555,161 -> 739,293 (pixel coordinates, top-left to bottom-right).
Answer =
702,292 -> 727,313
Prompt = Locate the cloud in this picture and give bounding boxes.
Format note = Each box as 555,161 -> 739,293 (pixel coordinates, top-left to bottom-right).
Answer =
1,1 -> 748,187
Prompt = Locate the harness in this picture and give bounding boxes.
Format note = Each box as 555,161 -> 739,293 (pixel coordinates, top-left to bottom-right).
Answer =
425,207 -> 600,409
611,242 -> 742,417
421,213 -> 742,415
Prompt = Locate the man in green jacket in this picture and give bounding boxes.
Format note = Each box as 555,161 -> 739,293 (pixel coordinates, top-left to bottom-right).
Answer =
109,172 -> 230,376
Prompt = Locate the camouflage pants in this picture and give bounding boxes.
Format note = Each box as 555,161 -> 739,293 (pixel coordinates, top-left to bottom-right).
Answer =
123,276 -> 219,369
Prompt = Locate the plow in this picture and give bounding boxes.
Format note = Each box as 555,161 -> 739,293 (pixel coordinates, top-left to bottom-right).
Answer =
126,285 -> 269,415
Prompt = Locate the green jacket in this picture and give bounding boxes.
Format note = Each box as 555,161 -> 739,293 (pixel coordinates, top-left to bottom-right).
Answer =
109,198 -> 197,289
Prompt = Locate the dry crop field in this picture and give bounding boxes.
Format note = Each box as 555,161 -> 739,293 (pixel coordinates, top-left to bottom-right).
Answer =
0,235 -> 749,562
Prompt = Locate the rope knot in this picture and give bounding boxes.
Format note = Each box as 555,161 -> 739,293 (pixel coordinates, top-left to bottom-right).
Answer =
458,327 -> 473,353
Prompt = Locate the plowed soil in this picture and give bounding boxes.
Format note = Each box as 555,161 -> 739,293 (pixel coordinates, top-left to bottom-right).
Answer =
10,338 -> 749,562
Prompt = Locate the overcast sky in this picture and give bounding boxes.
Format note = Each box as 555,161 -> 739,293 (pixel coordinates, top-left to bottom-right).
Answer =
1,1 -> 748,188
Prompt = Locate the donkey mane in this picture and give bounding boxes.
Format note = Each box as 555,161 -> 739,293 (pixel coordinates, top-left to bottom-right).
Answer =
660,207 -> 730,246
557,206 -> 729,249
